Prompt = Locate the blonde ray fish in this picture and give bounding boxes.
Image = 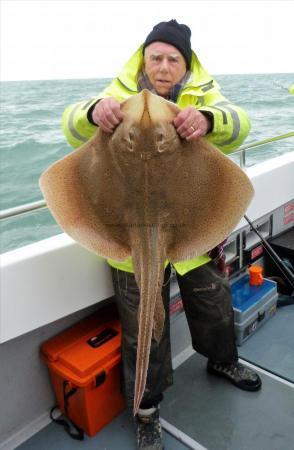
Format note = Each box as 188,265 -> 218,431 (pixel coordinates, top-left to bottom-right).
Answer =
39,90 -> 254,415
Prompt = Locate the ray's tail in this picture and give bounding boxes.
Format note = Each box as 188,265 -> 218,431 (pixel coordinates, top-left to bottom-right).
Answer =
130,225 -> 167,416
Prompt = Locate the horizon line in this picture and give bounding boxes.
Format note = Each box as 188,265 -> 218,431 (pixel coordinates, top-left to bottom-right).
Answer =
1,71 -> 293,83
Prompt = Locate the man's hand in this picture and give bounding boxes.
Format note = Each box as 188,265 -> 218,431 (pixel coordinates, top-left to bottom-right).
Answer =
173,106 -> 211,141
91,97 -> 122,133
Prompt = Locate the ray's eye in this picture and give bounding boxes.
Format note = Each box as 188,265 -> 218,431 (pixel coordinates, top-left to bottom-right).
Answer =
122,130 -> 135,152
125,140 -> 134,152
156,132 -> 166,152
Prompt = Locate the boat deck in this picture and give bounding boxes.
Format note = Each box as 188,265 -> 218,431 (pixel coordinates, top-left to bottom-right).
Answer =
16,303 -> 294,450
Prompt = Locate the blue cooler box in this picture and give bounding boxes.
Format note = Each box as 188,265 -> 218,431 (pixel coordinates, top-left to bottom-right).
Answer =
231,275 -> 278,346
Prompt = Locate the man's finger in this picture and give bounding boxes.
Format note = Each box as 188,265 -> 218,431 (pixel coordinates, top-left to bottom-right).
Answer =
102,103 -> 121,127
98,119 -> 115,133
173,108 -> 191,127
92,104 -> 114,129
186,128 -> 204,141
111,102 -> 123,121
176,116 -> 197,135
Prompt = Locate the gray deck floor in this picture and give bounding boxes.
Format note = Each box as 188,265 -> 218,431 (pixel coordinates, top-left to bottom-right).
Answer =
16,353 -> 294,450
238,304 -> 294,381
16,409 -> 189,450
161,353 -> 294,450
15,305 -> 294,450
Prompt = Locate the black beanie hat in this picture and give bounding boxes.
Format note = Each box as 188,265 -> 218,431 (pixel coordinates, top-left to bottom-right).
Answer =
143,19 -> 192,69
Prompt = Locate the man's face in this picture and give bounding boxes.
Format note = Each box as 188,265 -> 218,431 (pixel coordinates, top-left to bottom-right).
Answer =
143,42 -> 187,97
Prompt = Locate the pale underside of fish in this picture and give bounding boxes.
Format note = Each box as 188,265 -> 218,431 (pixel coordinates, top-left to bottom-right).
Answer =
39,90 -> 254,415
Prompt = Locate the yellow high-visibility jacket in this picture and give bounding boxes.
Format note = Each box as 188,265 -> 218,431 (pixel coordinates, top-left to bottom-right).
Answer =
62,46 -> 251,275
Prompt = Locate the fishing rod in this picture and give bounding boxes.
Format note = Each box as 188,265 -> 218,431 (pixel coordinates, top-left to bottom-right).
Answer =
244,215 -> 294,290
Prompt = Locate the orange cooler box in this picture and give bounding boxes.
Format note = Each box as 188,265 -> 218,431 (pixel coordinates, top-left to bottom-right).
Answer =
41,305 -> 126,437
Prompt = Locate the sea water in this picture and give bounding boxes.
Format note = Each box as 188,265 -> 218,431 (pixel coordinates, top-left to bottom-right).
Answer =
0,73 -> 293,253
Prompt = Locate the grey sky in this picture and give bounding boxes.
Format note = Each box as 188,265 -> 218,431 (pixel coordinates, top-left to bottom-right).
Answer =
1,0 -> 293,81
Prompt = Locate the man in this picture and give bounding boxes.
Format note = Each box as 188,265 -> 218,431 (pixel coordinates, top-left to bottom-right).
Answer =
62,20 -> 261,450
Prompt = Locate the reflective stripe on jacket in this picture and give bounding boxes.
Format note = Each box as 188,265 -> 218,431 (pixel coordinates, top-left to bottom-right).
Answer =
61,45 -> 251,275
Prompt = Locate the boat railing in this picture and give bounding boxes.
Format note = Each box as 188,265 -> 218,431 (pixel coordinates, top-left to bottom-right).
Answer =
0,200 -> 47,220
235,131 -> 294,169
0,132 -> 293,221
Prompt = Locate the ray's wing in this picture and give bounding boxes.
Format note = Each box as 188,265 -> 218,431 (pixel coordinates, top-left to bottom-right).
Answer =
39,133 -> 130,261
165,137 -> 254,263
